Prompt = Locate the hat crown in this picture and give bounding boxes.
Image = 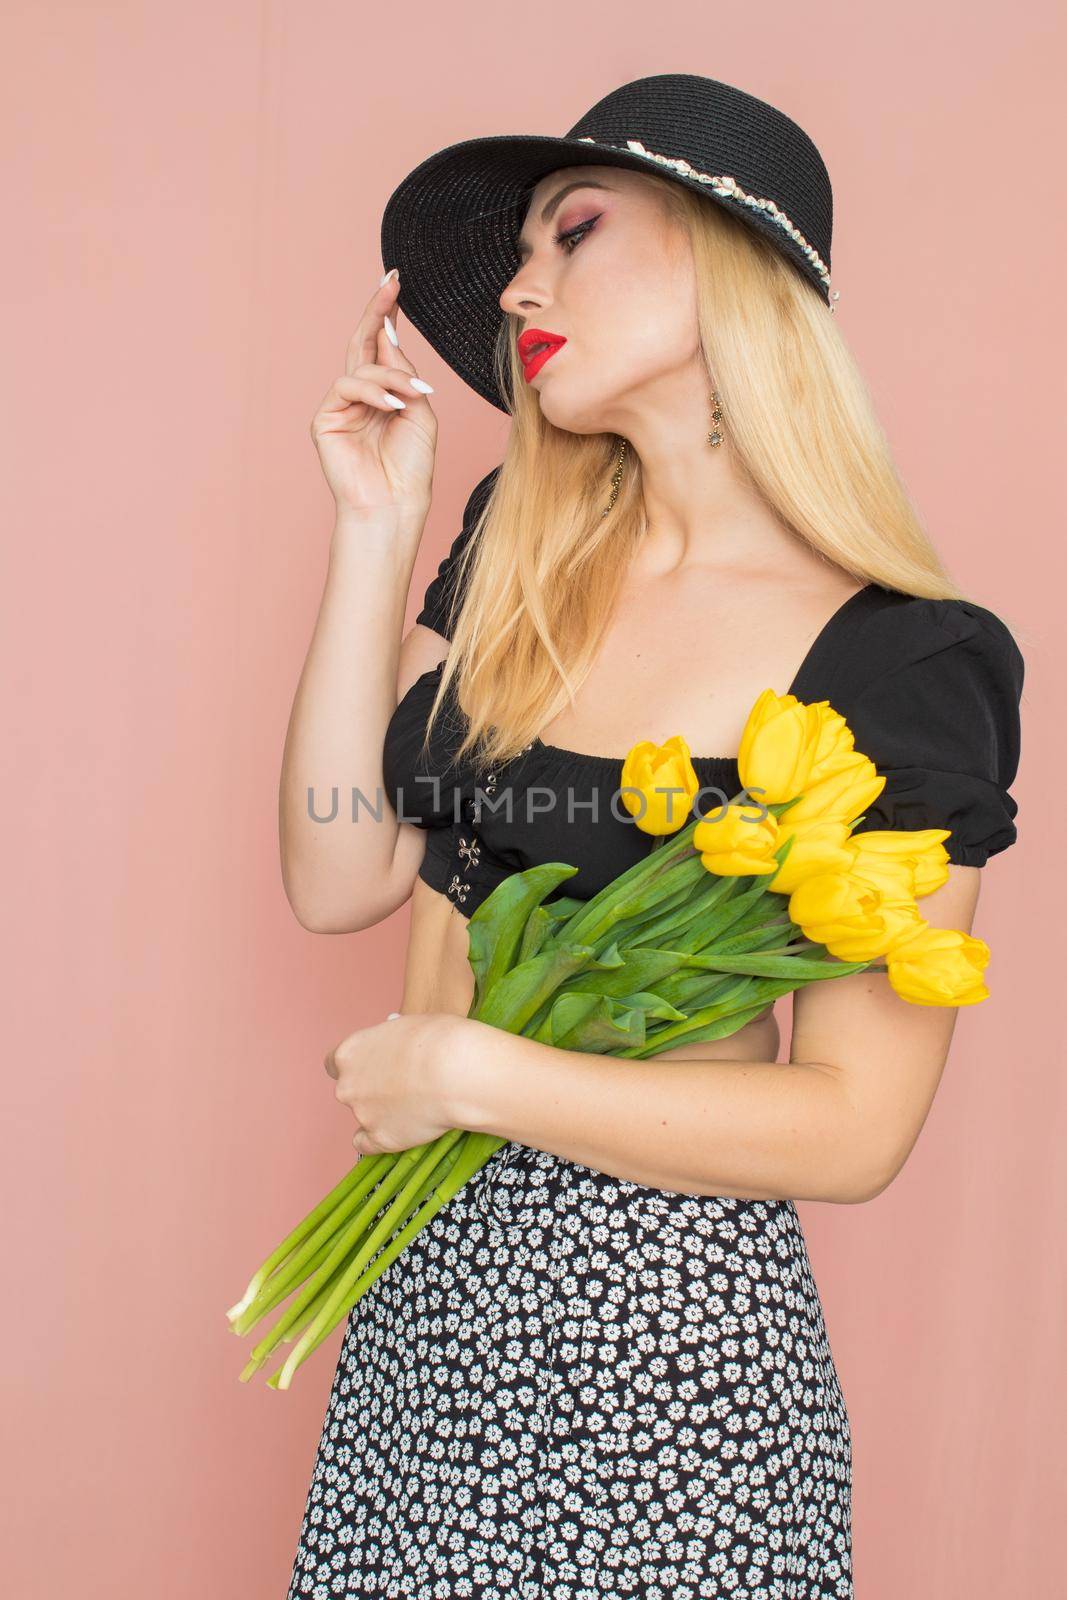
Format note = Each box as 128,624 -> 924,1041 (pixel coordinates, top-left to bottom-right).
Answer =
563,73 -> 832,273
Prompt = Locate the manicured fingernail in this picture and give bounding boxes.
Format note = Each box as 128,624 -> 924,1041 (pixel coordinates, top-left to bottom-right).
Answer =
383,314 -> 399,346
409,377 -> 434,394
379,267 -> 399,286
386,1011 -> 401,1020
382,393 -> 405,409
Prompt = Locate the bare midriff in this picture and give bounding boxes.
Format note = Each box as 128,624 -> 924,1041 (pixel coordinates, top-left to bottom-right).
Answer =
398,874 -> 781,1064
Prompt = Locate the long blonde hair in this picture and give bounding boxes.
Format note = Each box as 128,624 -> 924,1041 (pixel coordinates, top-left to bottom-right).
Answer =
421,171 -> 1015,773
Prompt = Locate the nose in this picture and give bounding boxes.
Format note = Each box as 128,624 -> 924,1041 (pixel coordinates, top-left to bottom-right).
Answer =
499,262 -> 551,317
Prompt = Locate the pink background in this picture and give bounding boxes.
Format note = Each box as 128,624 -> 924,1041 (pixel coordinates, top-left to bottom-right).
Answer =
4,3 -> 1062,1596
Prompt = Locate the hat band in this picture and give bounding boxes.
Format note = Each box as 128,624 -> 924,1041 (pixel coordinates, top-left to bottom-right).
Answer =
576,136 -> 839,309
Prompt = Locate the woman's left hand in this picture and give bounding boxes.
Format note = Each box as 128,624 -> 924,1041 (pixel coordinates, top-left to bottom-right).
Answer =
324,1011 -> 470,1153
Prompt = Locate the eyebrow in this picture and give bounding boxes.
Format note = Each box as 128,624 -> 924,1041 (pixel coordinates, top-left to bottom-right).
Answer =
514,178 -> 614,261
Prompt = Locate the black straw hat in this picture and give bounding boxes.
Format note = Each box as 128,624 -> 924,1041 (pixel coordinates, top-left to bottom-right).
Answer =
380,73 -> 837,415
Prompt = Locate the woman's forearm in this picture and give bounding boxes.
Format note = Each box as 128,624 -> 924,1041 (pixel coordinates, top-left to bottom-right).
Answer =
279,505 -> 428,933
448,1023 -> 889,1206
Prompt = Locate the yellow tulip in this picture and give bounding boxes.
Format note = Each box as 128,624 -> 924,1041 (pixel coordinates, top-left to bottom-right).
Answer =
776,751 -> 886,828
620,736 -> 701,836
885,925 -> 991,1006
736,690 -> 824,804
692,805 -> 780,876
766,816 -> 855,895
786,871 -> 890,960
805,702 -> 862,779
909,833 -> 952,897
846,829 -> 951,900
853,895 -> 928,961
843,838 -> 921,903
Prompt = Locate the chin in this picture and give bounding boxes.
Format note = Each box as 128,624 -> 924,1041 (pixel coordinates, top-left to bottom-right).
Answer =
537,386 -> 614,436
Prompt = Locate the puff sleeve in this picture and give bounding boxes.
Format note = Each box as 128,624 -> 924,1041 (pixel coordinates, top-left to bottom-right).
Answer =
415,464 -> 501,640
834,595 -> 1025,867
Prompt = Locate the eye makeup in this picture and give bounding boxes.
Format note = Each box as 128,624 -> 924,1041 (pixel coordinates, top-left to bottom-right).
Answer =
553,213 -> 602,253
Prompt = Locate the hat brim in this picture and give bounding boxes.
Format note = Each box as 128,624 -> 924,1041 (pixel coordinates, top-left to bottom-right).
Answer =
380,133 -> 828,414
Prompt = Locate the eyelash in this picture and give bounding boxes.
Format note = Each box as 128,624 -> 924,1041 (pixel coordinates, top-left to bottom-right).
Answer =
553,214 -> 601,253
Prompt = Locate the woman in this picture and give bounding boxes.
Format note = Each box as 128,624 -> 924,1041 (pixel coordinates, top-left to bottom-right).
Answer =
281,75 -> 1023,1599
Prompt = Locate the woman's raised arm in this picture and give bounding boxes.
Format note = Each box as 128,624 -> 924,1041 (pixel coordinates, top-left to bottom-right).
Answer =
278,271 -> 440,932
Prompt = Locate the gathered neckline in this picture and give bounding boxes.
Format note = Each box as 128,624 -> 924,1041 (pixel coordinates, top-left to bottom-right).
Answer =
527,583 -> 878,770
529,739 -> 737,769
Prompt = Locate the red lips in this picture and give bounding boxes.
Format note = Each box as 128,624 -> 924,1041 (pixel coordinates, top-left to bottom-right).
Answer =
518,327 -> 566,380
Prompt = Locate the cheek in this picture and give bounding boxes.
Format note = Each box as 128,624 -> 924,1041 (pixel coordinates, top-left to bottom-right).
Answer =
573,258 -> 695,386
595,304 -> 694,396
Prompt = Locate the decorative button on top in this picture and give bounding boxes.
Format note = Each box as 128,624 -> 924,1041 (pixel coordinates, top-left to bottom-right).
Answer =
445,747 -> 527,905
456,834 -> 481,869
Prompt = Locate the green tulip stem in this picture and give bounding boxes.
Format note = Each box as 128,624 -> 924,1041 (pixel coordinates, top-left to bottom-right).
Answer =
556,815 -> 704,947
557,785 -> 767,950
269,1138 -> 465,1358
229,1151 -> 397,1336
225,1150 -> 391,1326
276,1131 -> 470,1368
238,1132 -> 466,1378
272,1130 -> 503,1389
235,1232 -> 350,1341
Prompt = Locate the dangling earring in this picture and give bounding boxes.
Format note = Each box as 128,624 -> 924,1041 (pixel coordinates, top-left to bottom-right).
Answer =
600,435 -> 629,517
707,390 -> 724,447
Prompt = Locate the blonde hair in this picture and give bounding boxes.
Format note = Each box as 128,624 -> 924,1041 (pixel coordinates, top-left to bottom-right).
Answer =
420,171 -> 1019,773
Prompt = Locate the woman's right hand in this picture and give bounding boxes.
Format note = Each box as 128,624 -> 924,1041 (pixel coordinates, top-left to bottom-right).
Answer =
310,271 -> 438,521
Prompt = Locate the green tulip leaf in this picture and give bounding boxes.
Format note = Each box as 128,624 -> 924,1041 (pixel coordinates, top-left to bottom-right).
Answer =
553,945 -> 692,1001
517,905 -> 553,965
554,840 -> 707,948
475,941 -> 603,1031
710,920 -> 794,956
680,950 -> 869,980
548,992 -> 648,1052
617,989 -> 688,1022
466,863 -> 580,1011
542,895 -> 587,923
623,995 -> 783,1058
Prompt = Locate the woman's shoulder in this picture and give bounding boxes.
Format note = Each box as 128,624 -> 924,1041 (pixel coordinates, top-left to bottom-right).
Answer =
829,584 -> 1025,759
844,586 -> 1025,691
823,585 -> 1026,867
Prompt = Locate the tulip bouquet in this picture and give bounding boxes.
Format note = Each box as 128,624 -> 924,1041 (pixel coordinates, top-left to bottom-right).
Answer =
228,687 -> 989,1388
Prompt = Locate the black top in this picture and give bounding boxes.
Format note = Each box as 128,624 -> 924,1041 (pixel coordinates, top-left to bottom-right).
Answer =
383,467 -> 1025,919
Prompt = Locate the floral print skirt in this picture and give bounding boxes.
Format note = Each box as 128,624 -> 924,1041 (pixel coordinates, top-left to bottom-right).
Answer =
285,1138 -> 853,1600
